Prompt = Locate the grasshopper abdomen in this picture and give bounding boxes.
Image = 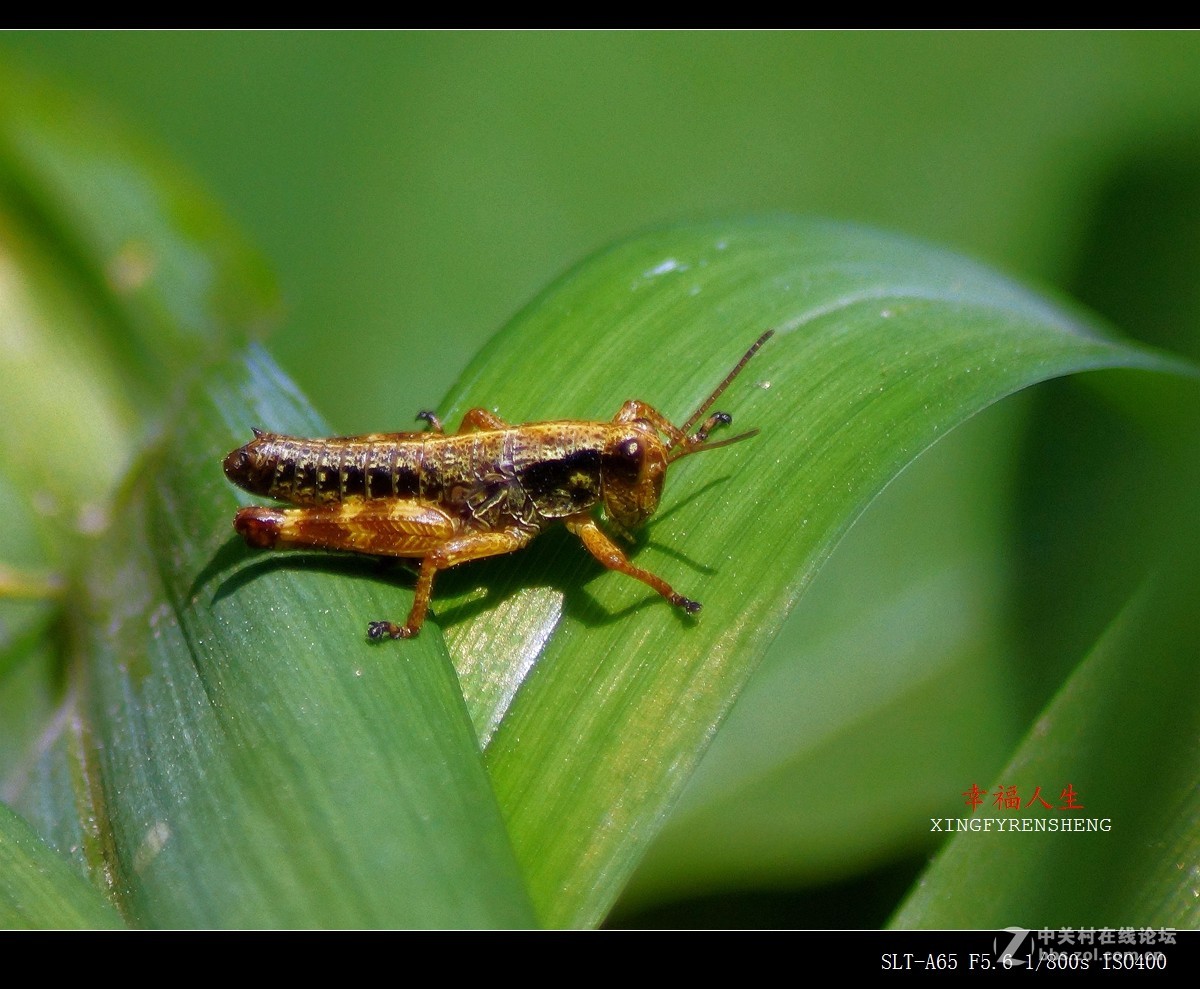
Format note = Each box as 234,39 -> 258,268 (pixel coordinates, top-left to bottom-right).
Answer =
223,431 -> 425,506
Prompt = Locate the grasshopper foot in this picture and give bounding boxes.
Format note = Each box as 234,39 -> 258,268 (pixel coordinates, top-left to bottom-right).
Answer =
693,411 -> 733,443
671,594 -> 702,615
416,410 -> 444,433
367,621 -> 416,641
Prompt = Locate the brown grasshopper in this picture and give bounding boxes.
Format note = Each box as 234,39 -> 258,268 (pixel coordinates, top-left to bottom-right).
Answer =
223,330 -> 772,640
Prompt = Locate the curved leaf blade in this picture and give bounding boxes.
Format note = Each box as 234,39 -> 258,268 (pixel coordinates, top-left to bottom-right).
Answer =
619,402 -> 1029,908
891,541 -> 1200,929
0,801 -> 124,929
428,218 -> 1190,927
0,66 -> 279,391
0,66 -> 280,564
67,347 -> 535,928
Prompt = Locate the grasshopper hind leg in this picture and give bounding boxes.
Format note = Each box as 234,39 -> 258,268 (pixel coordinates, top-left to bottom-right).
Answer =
366,527 -> 535,641
366,553 -> 438,640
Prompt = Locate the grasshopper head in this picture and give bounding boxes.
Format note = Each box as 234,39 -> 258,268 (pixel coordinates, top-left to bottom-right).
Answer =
600,423 -> 668,531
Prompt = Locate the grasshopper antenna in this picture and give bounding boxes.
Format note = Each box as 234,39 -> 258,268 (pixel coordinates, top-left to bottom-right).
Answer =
668,329 -> 773,462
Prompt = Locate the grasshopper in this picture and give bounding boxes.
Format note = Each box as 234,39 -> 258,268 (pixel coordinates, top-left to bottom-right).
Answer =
224,330 -> 772,640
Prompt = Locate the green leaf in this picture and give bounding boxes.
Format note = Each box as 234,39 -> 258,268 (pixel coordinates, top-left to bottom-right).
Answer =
0,73 -> 533,927
3,50 -> 1195,932
0,801 -> 124,928
617,399 -> 1030,910
55,347 -> 536,928
3,79 -> 1192,930
890,538 -> 1200,929
0,65 -> 279,392
0,65 -> 279,562
424,218 -> 1190,928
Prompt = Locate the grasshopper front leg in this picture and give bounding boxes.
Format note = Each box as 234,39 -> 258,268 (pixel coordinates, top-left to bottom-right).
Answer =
565,514 -> 701,616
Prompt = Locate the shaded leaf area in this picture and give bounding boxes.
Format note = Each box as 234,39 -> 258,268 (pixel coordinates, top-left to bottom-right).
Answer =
0,800 -> 123,928
617,400 -> 1029,913
10,348 -> 535,928
0,69 -> 529,929
1008,141 -> 1200,724
423,218 -> 1189,928
0,469 -> 62,685
873,148 -> 1200,929
0,207 -> 135,555
0,65 -> 280,677
892,534 -> 1200,929
877,145 -> 1200,931
0,65 -> 278,402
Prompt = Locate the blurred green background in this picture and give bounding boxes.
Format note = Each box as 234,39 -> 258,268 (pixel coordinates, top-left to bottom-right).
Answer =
5,32 -> 1200,428
2,31 -> 1197,927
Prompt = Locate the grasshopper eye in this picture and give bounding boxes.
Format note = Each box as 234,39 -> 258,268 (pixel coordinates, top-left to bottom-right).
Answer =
619,438 -> 642,461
